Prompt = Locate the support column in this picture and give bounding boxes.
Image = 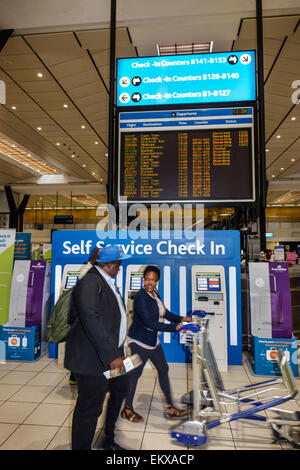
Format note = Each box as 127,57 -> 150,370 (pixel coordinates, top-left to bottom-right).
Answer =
4,186 -> 29,232
256,0 -> 267,252
108,0 -> 117,206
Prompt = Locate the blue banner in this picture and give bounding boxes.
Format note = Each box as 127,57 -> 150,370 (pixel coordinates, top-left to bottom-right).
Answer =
117,51 -> 256,107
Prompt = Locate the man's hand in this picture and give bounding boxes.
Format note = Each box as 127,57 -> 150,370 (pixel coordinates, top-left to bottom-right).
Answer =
109,356 -> 125,374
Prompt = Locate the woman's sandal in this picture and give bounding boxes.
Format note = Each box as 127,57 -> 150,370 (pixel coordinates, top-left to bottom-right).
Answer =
164,404 -> 188,420
121,405 -> 144,423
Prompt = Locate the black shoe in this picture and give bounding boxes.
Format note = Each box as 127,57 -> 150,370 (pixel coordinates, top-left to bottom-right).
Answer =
102,440 -> 126,451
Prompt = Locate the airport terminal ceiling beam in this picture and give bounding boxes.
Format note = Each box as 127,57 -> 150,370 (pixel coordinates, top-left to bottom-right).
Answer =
0,29 -> 13,52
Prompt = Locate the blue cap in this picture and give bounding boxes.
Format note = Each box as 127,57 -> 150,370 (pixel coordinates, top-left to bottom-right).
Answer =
96,244 -> 132,263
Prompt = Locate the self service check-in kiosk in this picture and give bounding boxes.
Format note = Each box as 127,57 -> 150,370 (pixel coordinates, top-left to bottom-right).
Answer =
60,264 -> 82,296
50,230 -> 242,369
124,265 -> 146,319
191,266 -> 227,371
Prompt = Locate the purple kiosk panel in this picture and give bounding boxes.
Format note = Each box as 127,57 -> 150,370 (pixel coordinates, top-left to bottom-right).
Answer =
25,261 -> 47,327
269,263 -> 293,339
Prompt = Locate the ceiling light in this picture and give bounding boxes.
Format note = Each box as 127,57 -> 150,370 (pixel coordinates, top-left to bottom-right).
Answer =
276,135 -> 281,139
92,172 -> 96,175
71,154 -> 75,158
157,41 -> 213,56
81,125 -> 86,129
63,104 -> 68,108
0,138 -> 61,175
82,164 -> 86,167
56,142 -> 60,146
11,106 -> 16,110
291,117 -> 296,121
291,158 -> 295,162
37,73 -> 43,78
100,178 -> 103,182
37,127 -> 42,131
105,153 -> 108,157
266,149 -> 269,152
95,141 -> 99,144
280,167 -> 284,171
272,174 -> 275,177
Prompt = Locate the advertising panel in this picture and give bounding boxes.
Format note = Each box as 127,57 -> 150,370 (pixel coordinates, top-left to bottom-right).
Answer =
0,229 -> 16,325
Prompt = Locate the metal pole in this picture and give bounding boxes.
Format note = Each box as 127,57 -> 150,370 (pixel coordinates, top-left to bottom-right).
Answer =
108,0 -> 117,206
256,0 -> 267,252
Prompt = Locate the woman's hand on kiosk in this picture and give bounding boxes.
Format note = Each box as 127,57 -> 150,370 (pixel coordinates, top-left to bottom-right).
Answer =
176,323 -> 200,334
181,316 -> 192,322
176,323 -> 186,332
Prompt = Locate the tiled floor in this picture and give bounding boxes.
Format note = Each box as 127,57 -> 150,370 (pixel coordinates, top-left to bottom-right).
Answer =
0,355 -> 299,450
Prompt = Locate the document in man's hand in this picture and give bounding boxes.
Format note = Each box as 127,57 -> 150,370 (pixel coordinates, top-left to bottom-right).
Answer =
103,354 -> 143,379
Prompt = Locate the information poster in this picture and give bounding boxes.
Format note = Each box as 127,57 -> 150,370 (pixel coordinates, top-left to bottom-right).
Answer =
0,229 -> 16,324
274,246 -> 285,262
14,233 -> 31,260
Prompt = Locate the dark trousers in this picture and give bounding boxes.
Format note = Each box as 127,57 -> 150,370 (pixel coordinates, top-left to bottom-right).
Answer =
72,372 -> 129,450
125,342 -> 173,408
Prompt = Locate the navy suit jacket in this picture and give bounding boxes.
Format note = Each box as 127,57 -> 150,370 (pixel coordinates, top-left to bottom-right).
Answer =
128,288 -> 182,347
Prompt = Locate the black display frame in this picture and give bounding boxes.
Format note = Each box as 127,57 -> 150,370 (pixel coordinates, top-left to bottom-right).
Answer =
114,100 -> 259,208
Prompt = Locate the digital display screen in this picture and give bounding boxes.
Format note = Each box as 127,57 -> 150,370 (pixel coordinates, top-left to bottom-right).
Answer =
118,107 -> 255,204
117,51 -> 256,107
65,271 -> 80,290
196,273 -> 221,292
129,272 -> 144,291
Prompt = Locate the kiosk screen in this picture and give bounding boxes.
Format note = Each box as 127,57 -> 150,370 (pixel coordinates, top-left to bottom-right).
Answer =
129,272 -> 144,291
196,273 -> 221,292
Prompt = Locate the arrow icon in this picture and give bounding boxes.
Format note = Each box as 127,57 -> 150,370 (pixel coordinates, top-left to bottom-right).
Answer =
240,54 -> 251,65
119,76 -> 130,87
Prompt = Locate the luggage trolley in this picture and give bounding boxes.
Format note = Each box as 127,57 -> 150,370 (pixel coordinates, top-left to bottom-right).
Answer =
170,311 -> 300,449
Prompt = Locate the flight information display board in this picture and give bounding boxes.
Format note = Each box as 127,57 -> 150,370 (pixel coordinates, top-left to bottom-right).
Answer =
117,51 -> 256,107
118,107 -> 255,204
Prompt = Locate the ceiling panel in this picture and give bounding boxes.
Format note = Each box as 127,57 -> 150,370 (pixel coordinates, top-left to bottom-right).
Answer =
0,14 -> 300,208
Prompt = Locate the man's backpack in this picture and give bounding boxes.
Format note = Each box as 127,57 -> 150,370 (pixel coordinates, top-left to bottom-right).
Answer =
46,274 -> 103,343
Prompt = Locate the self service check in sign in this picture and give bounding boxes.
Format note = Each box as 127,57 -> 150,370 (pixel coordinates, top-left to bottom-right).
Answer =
117,51 -> 256,107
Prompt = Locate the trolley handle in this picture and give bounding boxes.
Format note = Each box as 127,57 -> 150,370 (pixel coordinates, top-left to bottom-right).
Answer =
176,323 -> 200,334
187,310 -> 215,318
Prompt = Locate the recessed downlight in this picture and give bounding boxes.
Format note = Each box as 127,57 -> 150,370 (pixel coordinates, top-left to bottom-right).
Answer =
37,72 -> 43,78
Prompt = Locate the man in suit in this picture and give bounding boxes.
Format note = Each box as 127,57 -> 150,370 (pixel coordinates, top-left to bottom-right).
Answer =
64,244 -> 131,450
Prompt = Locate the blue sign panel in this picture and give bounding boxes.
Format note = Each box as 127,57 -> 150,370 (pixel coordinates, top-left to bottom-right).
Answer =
50,230 -> 242,368
117,51 -> 256,107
